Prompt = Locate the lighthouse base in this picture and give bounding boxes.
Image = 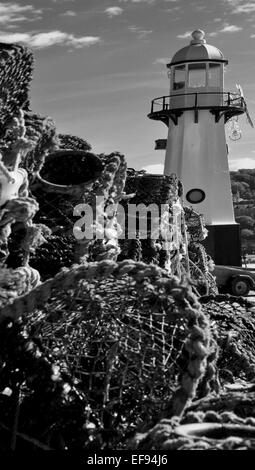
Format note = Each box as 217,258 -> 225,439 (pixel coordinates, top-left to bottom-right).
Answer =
203,224 -> 241,267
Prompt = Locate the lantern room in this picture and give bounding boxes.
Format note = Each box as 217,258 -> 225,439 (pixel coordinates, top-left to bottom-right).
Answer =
168,30 -> 227,108
149,30 -> 245,126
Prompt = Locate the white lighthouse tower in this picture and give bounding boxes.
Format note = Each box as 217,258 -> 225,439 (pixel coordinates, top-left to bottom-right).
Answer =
148,29 -> 246,266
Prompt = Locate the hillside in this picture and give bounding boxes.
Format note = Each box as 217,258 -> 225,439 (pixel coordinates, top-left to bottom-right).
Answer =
231,169 -> 255,256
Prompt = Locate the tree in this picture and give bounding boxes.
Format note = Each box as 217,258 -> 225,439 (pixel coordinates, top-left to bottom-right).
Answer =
241,228 -> 254,239
231,181 -> 250,198
236,215 -> 255,230
231,169 -> 255,191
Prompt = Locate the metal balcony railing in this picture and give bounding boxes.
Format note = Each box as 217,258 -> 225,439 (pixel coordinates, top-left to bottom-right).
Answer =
149,92 -> 246,114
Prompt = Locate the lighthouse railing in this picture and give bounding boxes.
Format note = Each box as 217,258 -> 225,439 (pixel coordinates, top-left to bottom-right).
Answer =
150,92 -> 245,114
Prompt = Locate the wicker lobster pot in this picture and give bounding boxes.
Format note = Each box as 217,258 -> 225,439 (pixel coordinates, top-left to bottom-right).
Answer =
28,150 -> 104,279
29,152 -> 127,279
172,422 -> 255,450
124,174 -> 179,206
118,173 -> 188,275
0,258 -> 211,450
31,149 -> 104,230
176,422 -> 255,439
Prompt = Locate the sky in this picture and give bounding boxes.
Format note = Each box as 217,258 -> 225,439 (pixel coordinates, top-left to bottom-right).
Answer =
1,0 -> 255,172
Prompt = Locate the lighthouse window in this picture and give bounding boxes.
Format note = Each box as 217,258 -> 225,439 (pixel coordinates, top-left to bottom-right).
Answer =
173,65 -> 186,90
188,63 -> 206,88
186,189 -> 206,204
208,63 -> 220,87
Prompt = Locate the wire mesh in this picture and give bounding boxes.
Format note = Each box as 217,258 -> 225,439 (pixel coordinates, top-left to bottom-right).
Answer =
0,258 -> 211,447
24,274 -> 188,423
200,294 -> 255,381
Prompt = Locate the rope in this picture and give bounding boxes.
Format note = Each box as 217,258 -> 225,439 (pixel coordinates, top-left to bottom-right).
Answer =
0,258 -> 211,419
0,423 -> 53,450
130,408 -> 255,450
74,153 -> 126,263
0,158 -> 15,183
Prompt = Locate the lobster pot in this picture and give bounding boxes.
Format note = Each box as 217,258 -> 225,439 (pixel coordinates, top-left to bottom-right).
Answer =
119,174 -> 189,275
200,294 -> 255,381
0,259 -> 211,448
31,149 -> 104,233
29,152 -> 127,280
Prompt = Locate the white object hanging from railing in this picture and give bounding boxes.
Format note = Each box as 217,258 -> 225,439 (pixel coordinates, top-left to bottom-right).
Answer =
228,115 -> 242,141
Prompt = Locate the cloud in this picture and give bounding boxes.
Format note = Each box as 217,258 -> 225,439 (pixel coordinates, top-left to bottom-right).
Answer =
230,157 -> 255,170
208,23 -> 242,37
153,57 -> 170,65
233,2 -> 255,14
137,29 -> 152,38
118,0 -> 155,4
165,5 -> 180,13
0,30 -> 101,49
119,0 -> 179,2
141,164 -> 164,174
178,24 -> 242,40
177,31 -> 192,39
128,25 -> 153,38
67,35 -> 101,48
223,1 -> 255,14
219,24 -> 243,33
0,2 -> 42,24
61,10 -> 77,17
118,0 -> 179,5
105,7 -> 124,18
0,32 -> 30,43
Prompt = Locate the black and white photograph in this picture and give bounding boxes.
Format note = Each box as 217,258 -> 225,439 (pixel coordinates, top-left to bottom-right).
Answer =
0,0 -> 255,457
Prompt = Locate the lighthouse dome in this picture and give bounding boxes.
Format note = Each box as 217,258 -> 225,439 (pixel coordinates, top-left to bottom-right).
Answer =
168,30 -> 228,66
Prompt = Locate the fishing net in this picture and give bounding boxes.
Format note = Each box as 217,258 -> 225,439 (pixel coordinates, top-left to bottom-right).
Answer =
200,294 -> 255,382
0,259 -> 211,449
21,113 -> 58,175
186,390 -> 255,420
130,415 -> 255,450
28,152 -> 121,279
0,43 -> 34,133
184,206 -> 218,296
128,292 -> 255,451
118,173 -> 189,277
57,133 -> 91,152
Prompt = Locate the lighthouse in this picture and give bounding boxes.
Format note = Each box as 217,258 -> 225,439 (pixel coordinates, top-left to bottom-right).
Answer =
148,29 -> 246,266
